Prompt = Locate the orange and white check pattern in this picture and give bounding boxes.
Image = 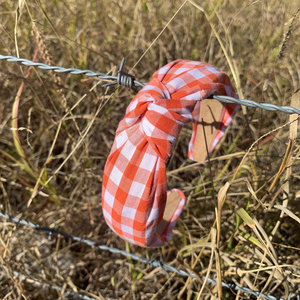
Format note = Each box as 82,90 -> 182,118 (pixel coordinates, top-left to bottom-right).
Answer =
102,60 -> 239,247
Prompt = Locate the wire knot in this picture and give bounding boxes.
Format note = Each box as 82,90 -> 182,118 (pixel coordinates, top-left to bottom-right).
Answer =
118,69 -> 135,89
103,58 -> 137,92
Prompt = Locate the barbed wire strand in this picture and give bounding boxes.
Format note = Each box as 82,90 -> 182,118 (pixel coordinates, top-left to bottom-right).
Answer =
0,212 -> 293,300
0,55 -> 146,88
1,53 -> 300,115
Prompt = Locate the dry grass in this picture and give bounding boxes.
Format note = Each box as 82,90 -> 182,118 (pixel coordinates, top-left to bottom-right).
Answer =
1,0 -> 300,299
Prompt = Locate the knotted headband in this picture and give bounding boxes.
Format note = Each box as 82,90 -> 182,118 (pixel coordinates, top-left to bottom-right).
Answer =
102,60 -> 239,247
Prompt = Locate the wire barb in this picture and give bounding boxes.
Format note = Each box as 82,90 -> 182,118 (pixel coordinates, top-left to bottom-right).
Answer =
102,58 -> 138,91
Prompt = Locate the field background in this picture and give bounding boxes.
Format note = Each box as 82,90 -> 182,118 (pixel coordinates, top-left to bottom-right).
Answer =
1,0 -> 300,299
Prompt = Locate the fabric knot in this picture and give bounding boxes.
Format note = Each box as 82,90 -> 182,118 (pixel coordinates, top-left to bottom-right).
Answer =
102,60 -> 239,247
119,77 -> 197,161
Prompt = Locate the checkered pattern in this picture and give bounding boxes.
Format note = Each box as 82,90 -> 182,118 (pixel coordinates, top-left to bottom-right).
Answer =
102,60 -> 239,247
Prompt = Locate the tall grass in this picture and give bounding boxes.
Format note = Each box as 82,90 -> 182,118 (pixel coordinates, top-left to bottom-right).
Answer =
1,0 -> 300,299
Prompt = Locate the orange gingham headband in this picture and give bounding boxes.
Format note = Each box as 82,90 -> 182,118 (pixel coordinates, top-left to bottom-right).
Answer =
102,60 -> 239,247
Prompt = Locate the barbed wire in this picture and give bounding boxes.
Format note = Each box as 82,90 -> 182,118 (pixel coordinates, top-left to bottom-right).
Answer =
1,53 -> 300,115
0,212 -> 293,300
213,95 -> 300,114
0,54 -> 146,88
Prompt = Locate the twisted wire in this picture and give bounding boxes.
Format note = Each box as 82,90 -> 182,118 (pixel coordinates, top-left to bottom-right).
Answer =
1,53 -> 300,115
213,95 -> 300,115
0,212 -> 290,300
0,54 -> 146,88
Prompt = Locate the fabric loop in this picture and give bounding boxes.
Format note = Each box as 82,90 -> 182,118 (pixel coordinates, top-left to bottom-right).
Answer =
102,60 -> 239,247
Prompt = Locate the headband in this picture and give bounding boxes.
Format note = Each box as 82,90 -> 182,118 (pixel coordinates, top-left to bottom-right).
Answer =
102,60 -> 239,247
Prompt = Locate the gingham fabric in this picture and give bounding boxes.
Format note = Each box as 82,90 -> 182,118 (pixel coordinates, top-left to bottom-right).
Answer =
102,60 -> 239,247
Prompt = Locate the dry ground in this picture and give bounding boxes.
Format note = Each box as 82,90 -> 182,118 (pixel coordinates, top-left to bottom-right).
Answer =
1,0 -> 300,299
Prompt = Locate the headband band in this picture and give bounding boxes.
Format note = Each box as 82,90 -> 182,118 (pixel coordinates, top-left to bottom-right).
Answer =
102,60 -> 239,247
